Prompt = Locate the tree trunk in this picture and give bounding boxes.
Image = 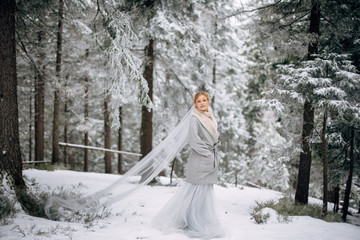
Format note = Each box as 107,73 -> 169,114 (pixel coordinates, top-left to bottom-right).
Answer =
342,127 -> 354,222
0,0 -> 25,188
140,38 -> 154,157
295,100 -> 314,204
321,110 -> 328,216
84,49 -> 89,172
212,58 -> 216,109
69,133 -> 75,170
52,0 -> 64,165
35,31 -> 45,163
211,19 -> 217,109
170,158 -> 176,185
117,106 -> 123,174
295,0 -> 320,204
63,74 -> 69,166
307,0 -> 320,60
104,92 -> 112,173
29,93 -> 32,162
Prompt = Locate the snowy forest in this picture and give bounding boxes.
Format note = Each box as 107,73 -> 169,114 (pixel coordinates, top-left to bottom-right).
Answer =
1,0 -> 360,238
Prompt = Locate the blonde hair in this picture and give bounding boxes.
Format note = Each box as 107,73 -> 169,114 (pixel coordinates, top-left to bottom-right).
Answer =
193,91 -> 210,104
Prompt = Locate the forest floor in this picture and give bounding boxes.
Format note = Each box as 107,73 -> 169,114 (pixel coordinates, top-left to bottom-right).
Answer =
1,169 -> 360,240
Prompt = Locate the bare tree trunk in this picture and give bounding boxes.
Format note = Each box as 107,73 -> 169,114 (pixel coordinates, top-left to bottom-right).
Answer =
295,0 -> 320,204
35,31 -> 45,163
212,59 -> 216,109
52,0 -> 64,165
63,74 -> 69,166
170,158 -> 176,185
321,110 -> 328,216
104,92 -> 112,173
69,133 -> 75,170
84,49 -> 89,172
0,0 -> 25,188
117,106 -> 123,174
140,38 -> 154,157
295,99 -> 314,204
139,39 -> 155,182
211,19 -> 217,109
29,93 -> 32,162
342,127 -> 354,222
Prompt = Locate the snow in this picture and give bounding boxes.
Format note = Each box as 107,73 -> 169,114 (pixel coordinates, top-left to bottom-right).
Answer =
1,169 -> 360,240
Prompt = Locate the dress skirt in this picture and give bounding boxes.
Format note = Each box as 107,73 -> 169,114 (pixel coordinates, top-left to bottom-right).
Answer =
152,182 -> 225,239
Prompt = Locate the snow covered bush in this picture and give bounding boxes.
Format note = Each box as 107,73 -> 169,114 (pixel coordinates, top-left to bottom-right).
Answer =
0,186 -> 16,225
250,197 -> 343,224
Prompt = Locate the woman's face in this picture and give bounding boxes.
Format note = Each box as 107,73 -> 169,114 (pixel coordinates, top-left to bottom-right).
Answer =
195,94 -> 209,112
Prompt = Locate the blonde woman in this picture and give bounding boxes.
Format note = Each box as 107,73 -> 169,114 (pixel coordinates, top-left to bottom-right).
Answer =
152,91 -> 224,238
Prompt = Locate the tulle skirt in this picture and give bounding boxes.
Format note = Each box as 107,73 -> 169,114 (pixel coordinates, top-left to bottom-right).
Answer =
152,182 -> 225,239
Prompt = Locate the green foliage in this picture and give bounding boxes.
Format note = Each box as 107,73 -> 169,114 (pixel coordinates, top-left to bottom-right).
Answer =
250,197 -> 342,225
0,189 -> 17,225
15,187 -> 48,219
250,204 -> 272,224
23,164 -> 55,171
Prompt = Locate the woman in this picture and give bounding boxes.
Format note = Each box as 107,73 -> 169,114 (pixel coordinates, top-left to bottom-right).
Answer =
152,91 -> 225,239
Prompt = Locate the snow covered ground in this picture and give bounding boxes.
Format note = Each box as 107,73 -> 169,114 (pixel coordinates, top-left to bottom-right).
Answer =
1,169 -> 359,240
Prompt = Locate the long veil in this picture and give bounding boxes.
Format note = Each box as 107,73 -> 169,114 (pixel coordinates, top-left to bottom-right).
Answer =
45,106 -> 194,220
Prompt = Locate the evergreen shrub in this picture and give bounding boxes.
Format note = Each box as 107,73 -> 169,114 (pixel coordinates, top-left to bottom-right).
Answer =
23,164 -> 54,171
0,189 -> 17,225
250,197 -> 342,224
15,187 -> 48,219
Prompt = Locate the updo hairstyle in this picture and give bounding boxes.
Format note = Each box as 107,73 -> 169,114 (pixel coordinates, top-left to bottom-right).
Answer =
193,91 -> 210,104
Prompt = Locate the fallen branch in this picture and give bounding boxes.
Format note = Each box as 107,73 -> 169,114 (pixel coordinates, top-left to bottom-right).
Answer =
58,142 -> 142,157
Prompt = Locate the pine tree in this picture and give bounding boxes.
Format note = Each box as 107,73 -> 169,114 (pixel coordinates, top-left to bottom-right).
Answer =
52,0 -> 64,165
0,0 -> 26,188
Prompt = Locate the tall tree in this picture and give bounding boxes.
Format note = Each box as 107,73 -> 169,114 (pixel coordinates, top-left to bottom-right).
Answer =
118,106 -> 123,174
63,74 -> 69,166
321,110 -> 328,215
342,127 -> 355,221
104,92 -> 112,173
295,0 -> 320,204
34,30 -> 45,163
52,0 -> 64,165
0,0 -> 25,188
140,38 -> 154,157
84,49 -> 90,172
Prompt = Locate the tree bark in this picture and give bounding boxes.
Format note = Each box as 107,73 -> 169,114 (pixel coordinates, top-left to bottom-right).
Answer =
212,58 -> 216,109
63,74 -> 69,166
307,0 -> 320,60
0,0 -> 25,188
342,127 -> 355,222
211,19 -> 217,110
295,0 -> 320,204
84,49 -> 89,172
117,106 -> 123,174
29,92 -> 32,162
140,38 -> 154,157
52,0 -> 64,165
321,110 -> 328,216
35,31 -> 45,163
104,92 -> 112,173
295,99 -> 314,204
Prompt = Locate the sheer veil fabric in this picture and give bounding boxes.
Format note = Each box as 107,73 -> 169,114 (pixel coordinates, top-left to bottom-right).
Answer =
45,105 -> 225,239
45,106 -> 194,219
